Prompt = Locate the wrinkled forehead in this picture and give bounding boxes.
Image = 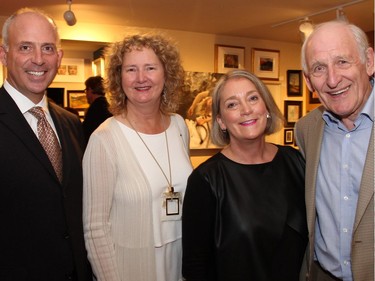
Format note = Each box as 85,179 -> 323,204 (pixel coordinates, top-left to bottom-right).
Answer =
310,23 -> 351,46
306,25 -> 357,61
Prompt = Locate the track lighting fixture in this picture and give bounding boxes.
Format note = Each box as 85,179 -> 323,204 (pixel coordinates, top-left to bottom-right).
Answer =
299,17 -> 314,34
271,0 -> 364,42
64,0 -> 77,26
299,17 -> 314,41
336,7 -> 348,22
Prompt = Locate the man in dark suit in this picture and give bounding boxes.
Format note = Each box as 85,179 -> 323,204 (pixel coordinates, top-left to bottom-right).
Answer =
0,8 -> 92,281
82,76 -> 112,143
295,21 -> 374,281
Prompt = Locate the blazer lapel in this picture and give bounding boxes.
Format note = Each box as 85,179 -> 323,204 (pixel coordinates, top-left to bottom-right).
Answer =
353,128 -> 374,231
305,109 -> 325,232
0,87 -> 60,182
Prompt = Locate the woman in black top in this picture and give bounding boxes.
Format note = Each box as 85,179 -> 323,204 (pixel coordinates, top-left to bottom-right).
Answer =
182,69 -> 307,281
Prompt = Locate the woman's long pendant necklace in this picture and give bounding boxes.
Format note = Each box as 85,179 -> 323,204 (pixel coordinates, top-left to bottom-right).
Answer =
127,116 -> 181,216
127,117 -> 172,192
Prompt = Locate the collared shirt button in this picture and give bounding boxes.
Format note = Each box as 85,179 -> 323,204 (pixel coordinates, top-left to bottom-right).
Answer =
343,196 -> 349,200
343,260 -> 349,265
343,228 -> 348,233
64,233 -> 70,239
345,133 -> 351,138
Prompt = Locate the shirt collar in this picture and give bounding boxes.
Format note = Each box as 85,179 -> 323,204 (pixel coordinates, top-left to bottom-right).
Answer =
4,80 -> 50,114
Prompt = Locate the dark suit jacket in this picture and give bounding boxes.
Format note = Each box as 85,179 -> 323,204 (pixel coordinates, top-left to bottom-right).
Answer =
295,106 -> 374,281
0,87 -> 92,281
82,96 -> 112,143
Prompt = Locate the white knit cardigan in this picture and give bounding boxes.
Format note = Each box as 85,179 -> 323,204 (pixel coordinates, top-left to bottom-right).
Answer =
83,116 -> 189,281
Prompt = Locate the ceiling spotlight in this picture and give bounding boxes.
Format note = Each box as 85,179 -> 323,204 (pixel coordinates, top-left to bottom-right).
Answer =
299,17 -> 314,34
336,7 -> 348,22
299,17 -> 314,41
64,0 -> 77,26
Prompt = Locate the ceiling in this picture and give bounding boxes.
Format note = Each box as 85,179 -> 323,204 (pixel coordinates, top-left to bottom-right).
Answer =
0,0 -> 373,45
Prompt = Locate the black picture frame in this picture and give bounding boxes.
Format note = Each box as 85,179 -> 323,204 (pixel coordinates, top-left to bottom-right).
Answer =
67,90 -> 89,122
284,101 -> 302,127
67,90 -> 88,109
309,90 -> 320,104
284,128 -> 294,145
287,70 -> 302,96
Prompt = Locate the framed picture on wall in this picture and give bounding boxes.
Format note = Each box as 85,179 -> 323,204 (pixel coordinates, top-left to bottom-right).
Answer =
309,90 -> 320,104
287,70 -> 302,96
251,48 -> 280,80
214,44 -> 245,73
284,101 -> 302,127
284,129 -> 294,145
176,71 -> 224,150
67,90 -> 89,120
54,58 -> 85,83
67,90 -> 88,109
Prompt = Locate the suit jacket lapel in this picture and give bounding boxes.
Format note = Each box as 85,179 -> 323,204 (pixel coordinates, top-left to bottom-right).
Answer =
353,128 -> 374,231
305,109 -> 325,232
0,87 -> 60,183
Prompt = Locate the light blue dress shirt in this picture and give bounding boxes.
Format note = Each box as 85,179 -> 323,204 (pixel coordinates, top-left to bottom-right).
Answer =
314,83 -> 374,281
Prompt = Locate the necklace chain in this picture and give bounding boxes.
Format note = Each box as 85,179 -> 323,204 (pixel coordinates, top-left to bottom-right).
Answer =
127,117 -> 173,193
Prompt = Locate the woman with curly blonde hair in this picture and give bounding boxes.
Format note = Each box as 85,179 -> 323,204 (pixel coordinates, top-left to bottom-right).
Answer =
83,32 -> 193,281
106,33 -> 184,116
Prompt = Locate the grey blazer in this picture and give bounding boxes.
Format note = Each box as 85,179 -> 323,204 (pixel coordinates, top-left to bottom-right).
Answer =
295,106 -> 374,281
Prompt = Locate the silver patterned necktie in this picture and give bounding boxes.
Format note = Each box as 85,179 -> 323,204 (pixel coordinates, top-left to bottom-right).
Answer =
29,106 -> 63,183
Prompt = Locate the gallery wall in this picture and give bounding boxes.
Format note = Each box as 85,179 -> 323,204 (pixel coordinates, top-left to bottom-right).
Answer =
0,18 -> 316,166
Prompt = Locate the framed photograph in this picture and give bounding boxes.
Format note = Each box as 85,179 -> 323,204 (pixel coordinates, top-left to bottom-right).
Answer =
67,90 -> 88,121
309,90 -> 320,104
284,101 -> 302,127
251,48 -> 280,80
287,70 -> 302,96
54,58 -> 85,83
214,44 -> 245,73
284,129 -> 294,145
67,90 -> 89,109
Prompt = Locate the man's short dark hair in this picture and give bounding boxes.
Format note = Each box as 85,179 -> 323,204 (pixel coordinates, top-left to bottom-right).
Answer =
85,76 -> 105,95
